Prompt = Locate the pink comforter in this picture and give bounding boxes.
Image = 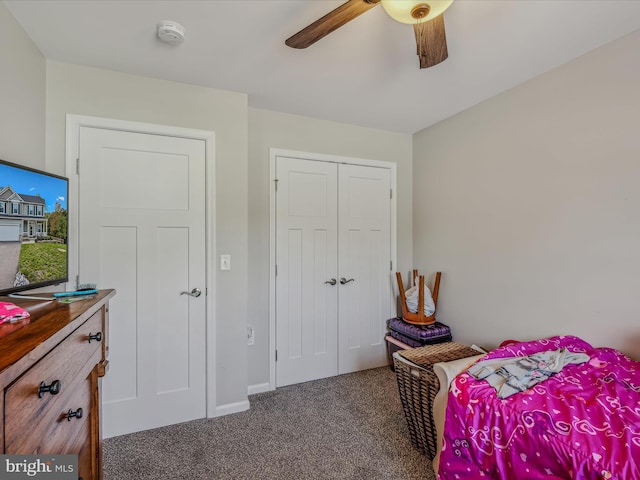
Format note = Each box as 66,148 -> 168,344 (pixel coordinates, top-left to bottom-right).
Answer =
438,336 -> 640,479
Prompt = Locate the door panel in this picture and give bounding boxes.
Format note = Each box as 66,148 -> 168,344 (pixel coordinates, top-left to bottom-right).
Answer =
99,226 -> 138,402
78,127 -> 207,437
156,226 -> 190,394
276,157 -> 338,387
338,164 -> 392,374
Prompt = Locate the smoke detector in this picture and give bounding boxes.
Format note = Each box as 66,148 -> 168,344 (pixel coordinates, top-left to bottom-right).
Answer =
157,21 -> 185,44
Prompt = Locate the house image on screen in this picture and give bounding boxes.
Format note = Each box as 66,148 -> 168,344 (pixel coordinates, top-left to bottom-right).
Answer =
0,185 -> 48,242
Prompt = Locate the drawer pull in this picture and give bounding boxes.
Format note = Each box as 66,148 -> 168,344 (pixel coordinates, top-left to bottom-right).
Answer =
66,407 -> 83,421
88,331 -> 102,343
38,380 -> 62,398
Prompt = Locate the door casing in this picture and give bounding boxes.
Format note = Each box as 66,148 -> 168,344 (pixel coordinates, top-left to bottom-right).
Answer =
269,148 -> 397,391
65,114 -> 218,418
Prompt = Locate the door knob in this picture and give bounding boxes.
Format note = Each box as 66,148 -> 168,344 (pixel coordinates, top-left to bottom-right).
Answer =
180,288 -> 202,298
324,278 -> 337,286
340,278 -> 355,285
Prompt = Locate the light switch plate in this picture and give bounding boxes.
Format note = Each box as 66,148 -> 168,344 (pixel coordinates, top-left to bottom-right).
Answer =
220,254 -> 231,270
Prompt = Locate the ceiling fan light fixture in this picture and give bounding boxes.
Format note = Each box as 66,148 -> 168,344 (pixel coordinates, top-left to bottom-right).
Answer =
381,0 -> 453,24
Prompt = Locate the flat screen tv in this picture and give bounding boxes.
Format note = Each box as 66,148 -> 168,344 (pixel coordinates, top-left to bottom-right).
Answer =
0,159 -> 69,296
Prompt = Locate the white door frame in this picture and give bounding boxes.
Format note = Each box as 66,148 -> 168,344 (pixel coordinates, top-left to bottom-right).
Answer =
65,114 -> 217,418
269,148 -> 397,391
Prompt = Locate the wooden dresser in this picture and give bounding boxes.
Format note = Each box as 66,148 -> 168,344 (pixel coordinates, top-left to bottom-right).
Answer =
0,289 -> 115,480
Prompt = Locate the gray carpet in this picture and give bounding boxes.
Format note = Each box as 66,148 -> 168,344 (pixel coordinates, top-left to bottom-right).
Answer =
104,367 -> 435,480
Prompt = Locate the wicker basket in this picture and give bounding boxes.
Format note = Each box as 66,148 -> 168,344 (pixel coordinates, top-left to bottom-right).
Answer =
393,342 -> 480,459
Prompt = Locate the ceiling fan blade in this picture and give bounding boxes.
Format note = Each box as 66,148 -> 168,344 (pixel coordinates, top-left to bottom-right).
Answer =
286,0 -> 380,49
413,14 -> 448,69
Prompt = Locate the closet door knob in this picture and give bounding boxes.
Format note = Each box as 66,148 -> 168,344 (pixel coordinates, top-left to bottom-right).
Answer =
324,278 -> 337,286
340,278 -> 355,285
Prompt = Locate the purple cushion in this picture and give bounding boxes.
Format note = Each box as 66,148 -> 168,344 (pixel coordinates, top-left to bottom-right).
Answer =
387,317 -> 452,344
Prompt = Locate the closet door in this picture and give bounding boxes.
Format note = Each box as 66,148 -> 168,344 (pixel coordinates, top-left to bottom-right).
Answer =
337,164 -> 392,374
275,156 -> 393,387
275,157 -> 339,387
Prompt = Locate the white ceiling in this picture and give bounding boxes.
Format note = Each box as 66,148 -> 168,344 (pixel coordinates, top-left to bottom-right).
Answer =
5,0 -> 640,134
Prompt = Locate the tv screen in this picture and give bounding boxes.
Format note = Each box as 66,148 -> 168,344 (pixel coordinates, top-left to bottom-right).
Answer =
0,159 -> 69,296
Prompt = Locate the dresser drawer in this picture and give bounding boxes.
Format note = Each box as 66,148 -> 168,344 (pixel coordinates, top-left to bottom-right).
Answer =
4,311 -> 103,451
5,373 -> 92,455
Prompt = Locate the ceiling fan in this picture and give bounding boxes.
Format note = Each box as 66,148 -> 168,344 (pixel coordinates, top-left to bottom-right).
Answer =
286,0 -> 453,69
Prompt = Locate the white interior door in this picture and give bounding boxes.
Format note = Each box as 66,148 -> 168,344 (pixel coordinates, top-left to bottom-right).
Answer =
275,157 -> 338,387
78,126 -> 207,437
275,156 -> 392,387
338,164 -> 392,374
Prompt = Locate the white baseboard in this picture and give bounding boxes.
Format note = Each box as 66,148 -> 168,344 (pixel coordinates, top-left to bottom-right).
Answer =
212,399 -> 250,418
248,382 -> 272,396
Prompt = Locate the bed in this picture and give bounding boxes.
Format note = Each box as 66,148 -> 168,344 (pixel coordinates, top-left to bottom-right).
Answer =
434,335 -> 640,479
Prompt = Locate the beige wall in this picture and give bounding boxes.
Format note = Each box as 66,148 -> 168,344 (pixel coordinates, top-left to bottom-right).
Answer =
46,61 -> 249,408
413,30 -> 640,359
0,3 -> 45,168
247,108 -> 413,387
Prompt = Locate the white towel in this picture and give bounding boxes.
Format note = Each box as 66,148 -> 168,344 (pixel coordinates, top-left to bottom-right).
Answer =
405,277 -> 435,316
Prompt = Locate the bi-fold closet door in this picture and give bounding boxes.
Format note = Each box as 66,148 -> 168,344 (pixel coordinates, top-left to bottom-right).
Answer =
275,155 -> 392,387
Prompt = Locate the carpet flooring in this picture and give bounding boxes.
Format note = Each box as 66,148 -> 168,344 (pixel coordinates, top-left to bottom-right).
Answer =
104,367 -> 436,480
